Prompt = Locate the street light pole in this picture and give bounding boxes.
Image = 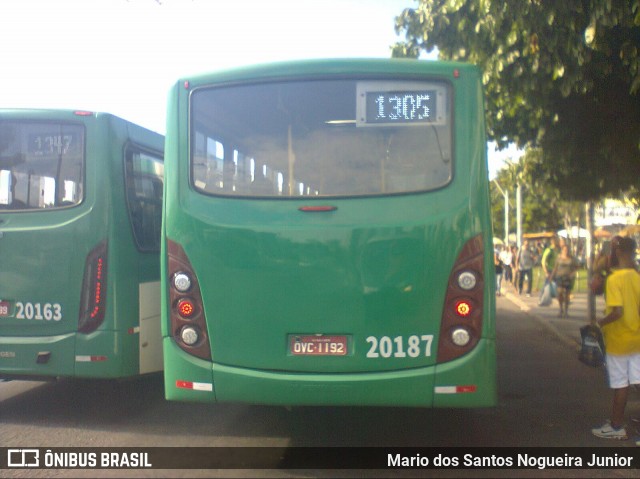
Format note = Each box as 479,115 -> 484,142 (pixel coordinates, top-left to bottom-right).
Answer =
516,183 -> 522,247
586,201 -> 596,323
492,179 -> 509,245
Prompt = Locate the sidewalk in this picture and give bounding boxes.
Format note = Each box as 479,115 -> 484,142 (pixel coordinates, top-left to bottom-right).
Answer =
499,282 -> 606,351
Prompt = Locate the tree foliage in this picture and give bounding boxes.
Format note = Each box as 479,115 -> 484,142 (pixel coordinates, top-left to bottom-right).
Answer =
491,148 -> 583,236
393,0 -> 640,201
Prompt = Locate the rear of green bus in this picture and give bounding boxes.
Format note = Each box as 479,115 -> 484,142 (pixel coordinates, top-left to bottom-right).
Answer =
0,110 -> 164,379
162,59 -> 496,407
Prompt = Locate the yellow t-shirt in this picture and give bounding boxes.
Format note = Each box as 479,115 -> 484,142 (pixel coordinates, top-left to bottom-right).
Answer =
602,268 -> 640,355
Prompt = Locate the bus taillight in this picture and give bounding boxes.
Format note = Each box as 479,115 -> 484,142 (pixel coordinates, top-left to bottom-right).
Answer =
78,241 -> 108,334
438,235 -> 485,363
454,300 -> 473,317
177,298 -> 196,318
167,239 -> 211,360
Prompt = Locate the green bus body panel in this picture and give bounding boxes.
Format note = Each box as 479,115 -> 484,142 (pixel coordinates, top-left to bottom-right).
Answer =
162,59 -> 496,406
164,338 -> 496,407
0,109 -> 163,379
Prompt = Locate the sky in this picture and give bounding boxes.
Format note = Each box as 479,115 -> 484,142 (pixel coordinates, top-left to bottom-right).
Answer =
0,0 -> 514,176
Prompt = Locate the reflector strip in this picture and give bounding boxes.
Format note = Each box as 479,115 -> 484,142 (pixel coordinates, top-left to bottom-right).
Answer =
298,205 -> 337,212
435,385 -> 477,394
75,355 -> 108,362
128,326 -> 140,334
176,380 -> 213,392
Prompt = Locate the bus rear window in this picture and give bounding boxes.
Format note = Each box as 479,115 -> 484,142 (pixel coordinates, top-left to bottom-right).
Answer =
191,79 -> 452,198
0,121 -> 84,210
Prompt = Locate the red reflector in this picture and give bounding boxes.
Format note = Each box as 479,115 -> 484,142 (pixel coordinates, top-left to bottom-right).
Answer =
176,380 -> 193,389
457,385 -> 477,393
455,300 -> 472,317
298,205 -> 337,212
92,356 -> 107,362
177,299 -> 195,318
453,69 -> 460,78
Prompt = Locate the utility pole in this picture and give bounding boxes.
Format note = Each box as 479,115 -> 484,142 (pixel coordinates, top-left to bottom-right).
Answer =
586,201 -> 596,322
516,183 -> 522,247
492,180 -> 509,245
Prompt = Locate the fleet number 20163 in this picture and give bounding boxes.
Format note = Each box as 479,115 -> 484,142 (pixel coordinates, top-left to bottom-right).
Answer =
16,302 -> 62,321
366,335 -> 433,358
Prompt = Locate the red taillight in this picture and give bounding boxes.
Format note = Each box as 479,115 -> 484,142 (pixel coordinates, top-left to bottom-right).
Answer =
90,257 -> 104,319
177,299 -> 195,318
78,241 -> 108,334
437,235 -> 485,363
167,239 -> 211,360
455,300 -> 472,317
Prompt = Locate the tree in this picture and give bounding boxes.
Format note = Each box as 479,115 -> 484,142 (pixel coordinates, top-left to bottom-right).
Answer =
491,149 -> 584,236
393,0 -> 640,200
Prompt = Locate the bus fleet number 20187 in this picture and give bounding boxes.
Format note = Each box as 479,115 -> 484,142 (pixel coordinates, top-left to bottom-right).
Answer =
366,335 -> 433,358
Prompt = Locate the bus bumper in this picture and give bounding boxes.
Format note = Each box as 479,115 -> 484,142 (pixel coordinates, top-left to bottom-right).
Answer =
0,331 -> 138,379
0,333 -> 76,378
164,338 -> 496,407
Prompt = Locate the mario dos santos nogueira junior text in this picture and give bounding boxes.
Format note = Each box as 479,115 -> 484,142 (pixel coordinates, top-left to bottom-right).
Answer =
388,452 -> 634,470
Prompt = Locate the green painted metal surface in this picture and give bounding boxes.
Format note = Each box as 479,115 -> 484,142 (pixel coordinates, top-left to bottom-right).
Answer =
0,109 -> 163,378
162,59 -> 496,406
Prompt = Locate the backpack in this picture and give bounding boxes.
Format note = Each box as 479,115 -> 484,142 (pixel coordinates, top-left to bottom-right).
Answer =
578,324 -> 605,367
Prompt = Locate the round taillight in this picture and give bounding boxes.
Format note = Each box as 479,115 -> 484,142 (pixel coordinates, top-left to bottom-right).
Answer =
173,272 -> 192,292
181,326 -> 199,346
177,298 -> 195,318
455,300 -> 472,317
451,328 -> 470,346
457,271 -> 477,290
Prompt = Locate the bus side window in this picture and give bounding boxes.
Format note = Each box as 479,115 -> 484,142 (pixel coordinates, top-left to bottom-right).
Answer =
125,146 -> 164,252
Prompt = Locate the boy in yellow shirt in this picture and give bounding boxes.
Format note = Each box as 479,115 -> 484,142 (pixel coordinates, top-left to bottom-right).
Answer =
592,237 -> 640,440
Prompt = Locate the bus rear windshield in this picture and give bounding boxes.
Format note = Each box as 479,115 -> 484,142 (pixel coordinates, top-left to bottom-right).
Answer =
191,79 -> 452,198
0,121 -> 84,210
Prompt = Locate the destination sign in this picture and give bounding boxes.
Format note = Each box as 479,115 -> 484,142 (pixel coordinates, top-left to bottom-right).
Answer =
356,81 -> 447,127
28,133 -> 79,156
366,90 -> 437,124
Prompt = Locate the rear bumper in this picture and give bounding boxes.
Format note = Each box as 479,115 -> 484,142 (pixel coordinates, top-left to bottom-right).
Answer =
0,331 -> 138,379
163,338 -> 496,407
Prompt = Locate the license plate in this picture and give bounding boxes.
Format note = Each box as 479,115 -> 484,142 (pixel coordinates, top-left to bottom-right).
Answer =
0,301 -> 10,317
289,335 -> 348,356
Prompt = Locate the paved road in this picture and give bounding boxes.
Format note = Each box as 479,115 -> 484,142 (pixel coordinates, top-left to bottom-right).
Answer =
500,281 -> 606,351
1,285 -> 639,478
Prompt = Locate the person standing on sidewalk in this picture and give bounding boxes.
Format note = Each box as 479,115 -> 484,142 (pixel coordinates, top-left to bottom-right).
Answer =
516,240 -> 535,297
541,236 -> 561,280
500,246 -> 513,286
592,237 -> 640,441
495,246 -> 504,296
551,244 -> 580,318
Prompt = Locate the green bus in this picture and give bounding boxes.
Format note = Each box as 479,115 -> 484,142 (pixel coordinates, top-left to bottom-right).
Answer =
162,59 -> 496,407
0,109 -> 164,379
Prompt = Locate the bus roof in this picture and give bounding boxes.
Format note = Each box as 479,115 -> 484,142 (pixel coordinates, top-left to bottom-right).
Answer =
176,58 -> 480,88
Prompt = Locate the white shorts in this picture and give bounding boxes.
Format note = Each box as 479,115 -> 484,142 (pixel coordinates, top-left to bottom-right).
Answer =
606,353 -> 640,389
